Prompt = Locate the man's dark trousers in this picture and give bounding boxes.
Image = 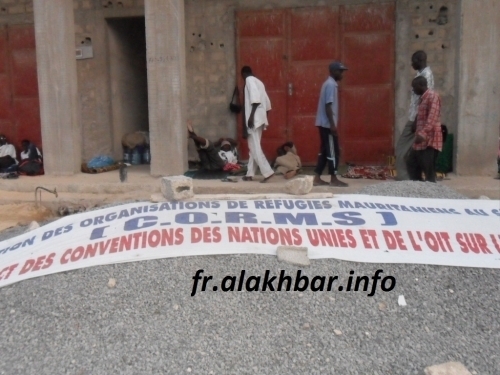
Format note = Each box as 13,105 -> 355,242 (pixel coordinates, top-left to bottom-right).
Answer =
314,126 -> 339,176
406,147 -> 440,183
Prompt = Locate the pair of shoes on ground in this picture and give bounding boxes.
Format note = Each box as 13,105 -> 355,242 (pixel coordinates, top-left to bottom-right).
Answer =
313,179 -> 348,187
242,173 -> 275,183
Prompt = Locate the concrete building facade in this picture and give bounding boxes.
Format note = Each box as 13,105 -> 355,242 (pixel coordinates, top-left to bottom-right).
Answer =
0,0 -> 498,176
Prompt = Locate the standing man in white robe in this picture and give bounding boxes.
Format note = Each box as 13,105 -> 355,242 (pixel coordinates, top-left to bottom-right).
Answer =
241,66 -> 275,183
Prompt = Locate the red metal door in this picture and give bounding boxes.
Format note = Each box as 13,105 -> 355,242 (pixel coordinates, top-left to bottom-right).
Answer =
340,3 -> 395,165
0,24 -> 41,152
236,10 -> 288,160
288,7 -> 339,164
236,4 -> 395,165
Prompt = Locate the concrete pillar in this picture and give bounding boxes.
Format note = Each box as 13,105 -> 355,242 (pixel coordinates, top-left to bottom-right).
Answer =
145,0 -> 188,176
456,0 -> 500,175
394,0 -> 412,139
33,0 -> 81,175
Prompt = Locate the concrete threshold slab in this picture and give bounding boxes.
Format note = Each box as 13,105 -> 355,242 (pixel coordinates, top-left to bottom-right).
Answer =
151,192 -> 335,202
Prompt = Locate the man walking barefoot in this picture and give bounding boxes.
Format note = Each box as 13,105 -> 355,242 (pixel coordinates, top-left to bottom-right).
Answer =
313,61 -> 348,187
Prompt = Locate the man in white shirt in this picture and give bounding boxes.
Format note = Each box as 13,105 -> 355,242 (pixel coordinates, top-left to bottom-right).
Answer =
241,66 -> 274,183
20,139 -> 42,161
0,134 -> 18,171
395,50 -> 434,180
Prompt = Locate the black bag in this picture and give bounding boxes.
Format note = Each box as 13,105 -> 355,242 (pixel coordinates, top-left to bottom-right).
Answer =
18,160 -> 44,176
229,86 -> 241,113
441,124 -> 448,143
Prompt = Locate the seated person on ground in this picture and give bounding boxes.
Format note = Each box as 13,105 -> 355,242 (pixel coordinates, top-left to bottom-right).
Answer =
273,141 -> 301,179
0,134 -> 18,173
20,139 -> 42,162
187,122 -> 242,173
18,139 -> 44,176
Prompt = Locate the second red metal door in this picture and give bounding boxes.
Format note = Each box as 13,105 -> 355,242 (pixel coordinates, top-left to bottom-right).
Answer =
236,4 -> 395,165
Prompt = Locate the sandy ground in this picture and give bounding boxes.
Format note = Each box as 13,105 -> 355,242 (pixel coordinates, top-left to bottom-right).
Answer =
0,203 -> 54,232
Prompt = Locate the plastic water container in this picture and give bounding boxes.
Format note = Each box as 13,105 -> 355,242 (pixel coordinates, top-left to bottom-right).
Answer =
142,148 -> 151,164
123,149 -> 132,164
131,148 -> 141,165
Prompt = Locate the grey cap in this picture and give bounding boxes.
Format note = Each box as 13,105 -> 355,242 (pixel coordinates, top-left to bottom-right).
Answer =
329,61 -> 348,71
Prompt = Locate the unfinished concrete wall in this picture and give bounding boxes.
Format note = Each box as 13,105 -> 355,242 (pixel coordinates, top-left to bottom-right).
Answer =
0,0 -> 33,24
456,0 -> 500,176
392,0 -> 460,153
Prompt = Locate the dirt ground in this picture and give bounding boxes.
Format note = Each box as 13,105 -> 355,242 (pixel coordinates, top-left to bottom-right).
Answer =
0,203 -> 54,232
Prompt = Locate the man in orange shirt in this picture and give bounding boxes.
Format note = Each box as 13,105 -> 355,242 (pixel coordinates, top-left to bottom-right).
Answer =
406,76 -> 443,183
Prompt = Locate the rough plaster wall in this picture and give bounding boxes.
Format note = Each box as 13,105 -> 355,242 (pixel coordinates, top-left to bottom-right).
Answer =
456,0 -> 500,176
407,0 -> 459,137
185,0 -> 236,161
0,0 -> 33,18
73,0 -> 145,162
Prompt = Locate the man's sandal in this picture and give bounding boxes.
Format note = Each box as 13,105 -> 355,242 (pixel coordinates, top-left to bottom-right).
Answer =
260,173 -> 275,183
242,176 -> 253,181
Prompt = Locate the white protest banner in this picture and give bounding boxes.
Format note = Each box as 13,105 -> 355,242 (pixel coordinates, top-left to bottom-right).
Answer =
0,195 -> 499,287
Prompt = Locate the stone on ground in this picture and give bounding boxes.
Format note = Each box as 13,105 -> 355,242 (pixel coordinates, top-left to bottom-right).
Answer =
424,362 -> 473,375
284,175 -> 313,195
276,246 -> 310,266
25,221 -> 40,233
160,176 -> 194,200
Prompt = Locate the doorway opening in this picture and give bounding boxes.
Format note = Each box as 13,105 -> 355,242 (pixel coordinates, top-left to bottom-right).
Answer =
106,17 -> 149,163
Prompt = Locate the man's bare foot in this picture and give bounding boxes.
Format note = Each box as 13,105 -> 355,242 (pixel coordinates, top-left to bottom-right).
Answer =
260,173 -> 275,183
284,170 -> 297,179
313,177 -> 329,186
242,176 -> 253,181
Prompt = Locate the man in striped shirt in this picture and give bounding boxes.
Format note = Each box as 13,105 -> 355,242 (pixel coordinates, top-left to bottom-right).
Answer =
406,76 -> 443,183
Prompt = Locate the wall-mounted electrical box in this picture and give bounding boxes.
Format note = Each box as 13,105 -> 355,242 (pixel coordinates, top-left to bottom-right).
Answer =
76,45 -> 93,60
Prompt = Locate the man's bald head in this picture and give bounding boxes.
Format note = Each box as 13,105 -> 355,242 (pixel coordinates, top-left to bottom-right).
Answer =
412,76 -> 428,96
411,50 -> 427,71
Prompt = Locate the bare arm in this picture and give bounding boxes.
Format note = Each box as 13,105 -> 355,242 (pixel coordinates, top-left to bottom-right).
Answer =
325,103 -> 337,136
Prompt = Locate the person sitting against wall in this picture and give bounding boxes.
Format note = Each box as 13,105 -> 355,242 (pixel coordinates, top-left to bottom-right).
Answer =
273,141 -> 301,179
18,139 -> 44,176
20,139 -> 42,162
187,122 -> 244,176
0,134 -> 19,173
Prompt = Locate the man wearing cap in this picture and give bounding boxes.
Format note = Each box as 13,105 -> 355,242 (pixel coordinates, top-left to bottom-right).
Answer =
0,135 -> 18,172
313,61 -> 348,187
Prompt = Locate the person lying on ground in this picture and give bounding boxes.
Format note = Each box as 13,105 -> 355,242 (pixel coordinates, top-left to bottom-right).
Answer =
274,141 -> 301,179
0,135 -> 18,173
187,122 -> 243,173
